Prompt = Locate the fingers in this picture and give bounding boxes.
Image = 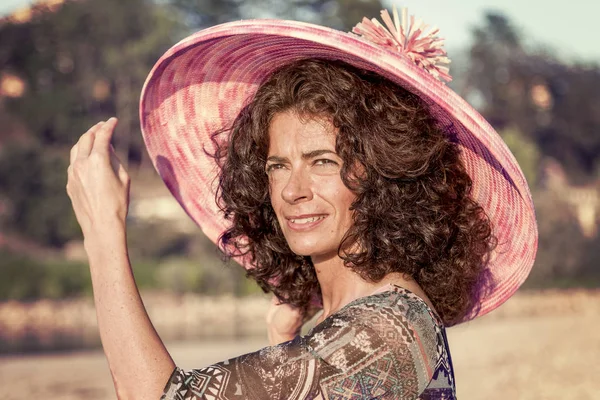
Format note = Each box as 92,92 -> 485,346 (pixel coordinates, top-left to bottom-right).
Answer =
271,295 -> 281,306
76,127 -> 96,159
71,121 -> 104,164
109,144 -> 121,171
91,117 -> 118,156
76,121 -> 106,160
109,145 -> 130,183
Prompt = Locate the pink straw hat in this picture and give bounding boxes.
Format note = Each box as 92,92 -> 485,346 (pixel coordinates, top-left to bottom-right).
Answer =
139,9 -> 538,322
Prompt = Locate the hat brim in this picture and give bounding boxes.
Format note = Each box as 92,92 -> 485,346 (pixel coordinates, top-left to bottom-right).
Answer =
139,19 -> 538,321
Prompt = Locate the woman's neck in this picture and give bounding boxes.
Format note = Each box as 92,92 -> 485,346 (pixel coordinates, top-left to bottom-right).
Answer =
313,256 -> 367,320
312,255 -> 434,324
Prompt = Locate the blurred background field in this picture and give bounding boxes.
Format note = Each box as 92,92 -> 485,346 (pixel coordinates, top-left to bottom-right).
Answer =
1,290 -> 599,399
0,0 -> 599,399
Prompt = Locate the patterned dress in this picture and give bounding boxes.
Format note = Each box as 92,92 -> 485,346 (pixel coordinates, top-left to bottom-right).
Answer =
161,284 -> 456,400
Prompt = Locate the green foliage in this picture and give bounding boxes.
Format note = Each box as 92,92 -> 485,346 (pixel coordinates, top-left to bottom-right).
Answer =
0,142 -> 81,246
499,127 -> 541,185
466,11 -> 600,181
0,0 -> 184,246
0,250 -> 90,300
518,188 -> 600,289
0,0 -> 183,156
0,248 -> 263,300
168,0 -> 384,30
154,256 -> 229,294
463,11 -> 600,288
536,64 -> 600,179
127,221 -> 263,296
233,265 -> 265,297
152,257 -> 263,296
1,1 -> 599,296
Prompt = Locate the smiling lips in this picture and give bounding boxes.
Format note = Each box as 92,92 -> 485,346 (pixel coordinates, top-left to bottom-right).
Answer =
286,214 -> 328,231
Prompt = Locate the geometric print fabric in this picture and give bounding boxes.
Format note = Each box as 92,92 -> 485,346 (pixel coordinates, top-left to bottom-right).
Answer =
161,284 -> 456,399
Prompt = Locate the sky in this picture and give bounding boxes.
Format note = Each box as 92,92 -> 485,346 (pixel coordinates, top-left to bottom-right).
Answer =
382,0 -> 600,62
1,0 -> 598,62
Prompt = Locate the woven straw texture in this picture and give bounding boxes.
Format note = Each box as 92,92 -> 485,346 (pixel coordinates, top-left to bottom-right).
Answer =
139,20 -> 538,322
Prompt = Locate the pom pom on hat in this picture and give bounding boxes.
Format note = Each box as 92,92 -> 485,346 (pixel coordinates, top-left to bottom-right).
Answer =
352,6 -> 452,83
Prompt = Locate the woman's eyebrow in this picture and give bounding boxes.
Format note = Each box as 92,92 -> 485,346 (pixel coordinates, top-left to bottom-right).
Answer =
266,155 -> 288,163
301,149 -> 337,159
266,149 -> 337,163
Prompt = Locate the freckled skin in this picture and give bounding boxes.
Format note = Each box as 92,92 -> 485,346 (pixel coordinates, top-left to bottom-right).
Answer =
266,111 -> 356,264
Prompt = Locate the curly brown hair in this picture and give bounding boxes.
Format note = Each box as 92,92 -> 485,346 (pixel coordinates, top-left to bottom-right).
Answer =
210,59 -> 496,326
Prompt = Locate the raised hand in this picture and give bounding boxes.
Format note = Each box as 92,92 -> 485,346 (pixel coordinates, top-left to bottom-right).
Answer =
66,118 -> 130,241
66,120 -> 175,400
266,295 -> 321,345
266,295 -> 305,345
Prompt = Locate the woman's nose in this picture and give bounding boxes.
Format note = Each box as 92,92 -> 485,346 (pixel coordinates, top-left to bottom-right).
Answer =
281,168 -> 313,204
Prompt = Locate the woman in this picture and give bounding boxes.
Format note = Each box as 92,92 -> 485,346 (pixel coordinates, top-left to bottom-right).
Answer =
66,8 -> 537,400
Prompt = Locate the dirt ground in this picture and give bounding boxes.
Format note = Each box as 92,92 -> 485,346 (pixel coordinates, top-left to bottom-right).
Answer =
1,290 -> 598,399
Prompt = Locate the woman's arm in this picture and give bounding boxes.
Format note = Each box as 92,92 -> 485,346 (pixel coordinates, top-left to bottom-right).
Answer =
85,222 -> 174,399
67,119 -> 174,399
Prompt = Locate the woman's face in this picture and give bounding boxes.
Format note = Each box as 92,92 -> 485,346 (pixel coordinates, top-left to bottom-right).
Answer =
266,110 -> 356,263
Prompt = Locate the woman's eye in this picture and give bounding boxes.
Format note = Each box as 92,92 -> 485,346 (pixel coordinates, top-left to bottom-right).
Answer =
314,159 -> 338,167
265,164 -> 285,173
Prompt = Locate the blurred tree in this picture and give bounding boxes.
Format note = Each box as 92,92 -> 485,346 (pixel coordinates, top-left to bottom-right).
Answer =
0,142 -> 79,247
465,12 -> 527,129
536,62 -> 600,180
526,188 -> 600,287
0,249 -> 91,300
0,0 -> 184,247
499,126 -> 541,185
168,0 -> 384,30
465,12 -> 600,182
163,0 -> 242,27
0,0 -> 183,166
464,12 -> 600,288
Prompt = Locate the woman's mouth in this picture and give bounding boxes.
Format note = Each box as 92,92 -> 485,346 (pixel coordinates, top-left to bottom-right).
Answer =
286,215 -> 327,231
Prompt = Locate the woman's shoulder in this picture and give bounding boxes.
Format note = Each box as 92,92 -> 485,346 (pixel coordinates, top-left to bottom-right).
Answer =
302,284 -> 454,399
306,284 -> 445,368
341,284 -> 443,329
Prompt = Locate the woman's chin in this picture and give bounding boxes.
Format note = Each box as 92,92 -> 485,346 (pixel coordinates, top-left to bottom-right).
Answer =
288,245 -> 317,257
287,242 -> 339,260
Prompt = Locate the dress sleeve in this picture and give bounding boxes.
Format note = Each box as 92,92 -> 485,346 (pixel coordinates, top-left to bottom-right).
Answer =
161,302 -> 439,400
